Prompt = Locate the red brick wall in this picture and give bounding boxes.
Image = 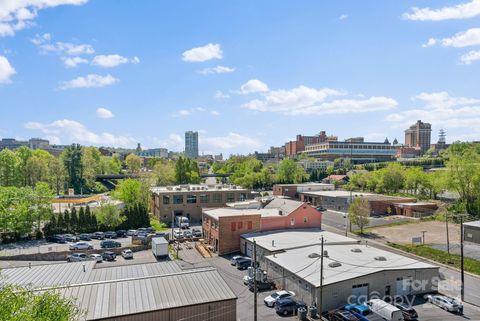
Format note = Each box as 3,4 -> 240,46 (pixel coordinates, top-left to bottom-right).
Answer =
218,215 -> 261,255
261,204 -> 322,231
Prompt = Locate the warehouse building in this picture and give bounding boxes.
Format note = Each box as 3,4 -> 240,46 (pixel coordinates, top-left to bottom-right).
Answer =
1,261 -> 237,321
265,243 -> 439,312
273,183 -> 334,200
202,199 -> 322,255
151,184 -> 252,223
464,221 -> 480,244
300,190 -> 417,215
240,229 -> 359,269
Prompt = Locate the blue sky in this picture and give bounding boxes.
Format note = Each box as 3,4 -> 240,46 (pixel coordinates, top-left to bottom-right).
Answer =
1,0 -> 480,156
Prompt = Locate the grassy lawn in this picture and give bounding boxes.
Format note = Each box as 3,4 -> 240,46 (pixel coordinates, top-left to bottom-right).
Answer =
168,244 -> 179,260
389,243 -> 480,275
150,217 -> 169,231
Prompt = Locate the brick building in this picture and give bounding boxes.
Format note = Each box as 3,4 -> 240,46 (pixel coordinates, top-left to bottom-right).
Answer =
202,198 -> 322,254
404,120 -> 432,155
151,185 -> 252,224
284,131 -> 337,157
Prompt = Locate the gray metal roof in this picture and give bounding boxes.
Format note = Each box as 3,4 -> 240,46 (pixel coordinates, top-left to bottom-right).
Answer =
263,198 -> 303,215
2,261 -> 236,320
464,220 -> 480,228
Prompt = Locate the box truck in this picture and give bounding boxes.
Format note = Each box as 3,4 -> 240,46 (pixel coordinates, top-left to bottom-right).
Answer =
152,237 -> 168,258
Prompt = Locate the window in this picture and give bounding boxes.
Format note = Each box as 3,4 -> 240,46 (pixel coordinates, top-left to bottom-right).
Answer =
162,195 -> 170,205
238,221 -> 243,229
200,194 -> 210,203
231,222 -> 236,231
173,195 -> 184,204
290,219 -> 295,226
226,193 -> 235,202
248,221 -> 252,229
213,193 -> 222,203
303,217 -> 308,223
186,194 -> 197,204
239,193 -> 247,201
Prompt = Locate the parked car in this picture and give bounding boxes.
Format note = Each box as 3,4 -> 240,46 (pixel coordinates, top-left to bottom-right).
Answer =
101,251 -> 116,261
248,280 -> 276,292
67,253 -> 87,262
116,230 -> 127,238
275,298 -> 307,316
78,233 -> 92,241
394,303 -> 418,320
121,249 -> 133,259
100,240 -> 121,248
136,228 -> 148,235
243,275 -> 253,285
127,229 -> 136,236
365,299 -> 403,321
91,232 -> 105,240
47,234 -> 66,243
426,294 -> 463,314
104,231 -> 118,239
63,234 -> 79,242
183,230 -> 193,238
192,228 -> 202,237
236,258 -> 252,270
316,206 -> 327,212
328,310 -> 361,321
344,304 -> 371,316
264,290 -> 295,307
69,241 -> 93,251
88,253 -> 103,262
230,255 -> 248,266
145,227 -> 155,234
173,230 -> 184,239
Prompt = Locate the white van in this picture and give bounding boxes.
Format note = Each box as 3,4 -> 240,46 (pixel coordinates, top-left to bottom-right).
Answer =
365,299 -> 404,321
176,216 -> 189,229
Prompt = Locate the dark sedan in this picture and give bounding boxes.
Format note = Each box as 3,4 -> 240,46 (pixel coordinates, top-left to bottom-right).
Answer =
100,240 -> 121,248
275,298 -> 307,316
101,251 -> 116,261
104,231 -> 118,239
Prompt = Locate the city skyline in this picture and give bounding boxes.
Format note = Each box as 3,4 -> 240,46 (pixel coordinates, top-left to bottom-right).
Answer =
1,1 -> 480,155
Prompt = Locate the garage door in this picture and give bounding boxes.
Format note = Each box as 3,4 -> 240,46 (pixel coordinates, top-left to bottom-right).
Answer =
351,283 -> 369,304
396,277 -> 411,296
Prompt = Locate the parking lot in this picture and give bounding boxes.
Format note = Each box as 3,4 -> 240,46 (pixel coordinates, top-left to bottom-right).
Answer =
321,210 -> 413,232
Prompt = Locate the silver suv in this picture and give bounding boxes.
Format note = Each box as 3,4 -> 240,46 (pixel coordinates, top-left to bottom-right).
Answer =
67,253 -> 87,262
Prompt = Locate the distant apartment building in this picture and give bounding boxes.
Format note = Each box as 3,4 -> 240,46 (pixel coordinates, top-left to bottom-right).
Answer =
0,137 -> 67,156
302,139 -> 395,163
0,138 -> 29,150
151,184 -> 252,223
298,159 -> 334,171
284,131 -> 337,157
137,148 -> 168,158
405,120 -> 432,154
184,131 -> 199,159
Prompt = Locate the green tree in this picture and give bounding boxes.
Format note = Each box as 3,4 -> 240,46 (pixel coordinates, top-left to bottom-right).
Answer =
153,160 -> 176,186
0,149 -> 20,187
125,154 -> 142,174
78,207 -> 86,233
82,147 -> 102,192
0,284 -> 82,321
16,146 -> 32,186
96,203 -> 125,230
62,144 -> 84,194
276,159 -> 309,184
348,197 -> 370,234
48,157 -> 65,195
114,179 -> 149,208
32,182 -> 54,236
174,156 -> 200,184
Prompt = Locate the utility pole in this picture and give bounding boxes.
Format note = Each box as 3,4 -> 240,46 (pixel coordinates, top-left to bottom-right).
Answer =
421,230 -> 427,245
171,210 -> 174,240
460,215 -> 465,301
319,236 -> 324,317
253,239 -> 257,321
446,211 -> 450,255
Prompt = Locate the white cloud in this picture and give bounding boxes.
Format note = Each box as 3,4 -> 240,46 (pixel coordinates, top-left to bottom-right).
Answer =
149,133 -> 183,149
460,50 -> 480,64
423,28 -> 480,48
339,14 -> 348,20
201,132 -> 261,150
214,90 -> 230,99
199,65 -> 235,75
182,43 -> 223,62
24,119 -> 136,147
238,79 -> 269,94
59,74 -> 118,89
96,107 -> 114,119
403,0 -> 480,21
91,54 -> 140,68
242,85 -> 397,116
172,107 -> 219,117
0,55 -> 16,83
0,0 -> 88,37
386,92 -> 480,135
363,133 -> 387,141
62,56 -> 88,68
32,33 -> 94,55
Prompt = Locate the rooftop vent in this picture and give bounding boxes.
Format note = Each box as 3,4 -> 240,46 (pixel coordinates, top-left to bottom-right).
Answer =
308,253 -> 320,259
328,262 -> 342,268
374,256 -> 387,261
323,250 -> 329,257
351,248 -> 362,253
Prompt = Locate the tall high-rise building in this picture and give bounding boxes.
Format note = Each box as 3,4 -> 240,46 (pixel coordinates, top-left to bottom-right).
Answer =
185,131 -> 199,159
404,120 -> 431,154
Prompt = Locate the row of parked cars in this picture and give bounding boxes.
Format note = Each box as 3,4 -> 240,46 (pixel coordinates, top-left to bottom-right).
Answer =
47,227 -> 157,244
67,249 -> 134,263
172,228 -> 202,240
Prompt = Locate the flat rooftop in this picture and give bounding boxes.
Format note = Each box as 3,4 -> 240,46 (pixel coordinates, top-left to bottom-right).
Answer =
241,229 -> 359,252
203,207 -> 277,219
151,184 -> 248,194
300,190 -> 414,201
275,183 -> 334,187
464,220 -> 480,228
266,243 -> 438,287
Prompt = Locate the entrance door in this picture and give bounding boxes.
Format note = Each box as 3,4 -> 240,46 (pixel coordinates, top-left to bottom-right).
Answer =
396,277 -> 411,296
351,283 -> 369,304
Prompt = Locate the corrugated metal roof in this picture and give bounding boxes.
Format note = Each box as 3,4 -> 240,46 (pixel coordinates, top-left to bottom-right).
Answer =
263,198 -> 303,215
